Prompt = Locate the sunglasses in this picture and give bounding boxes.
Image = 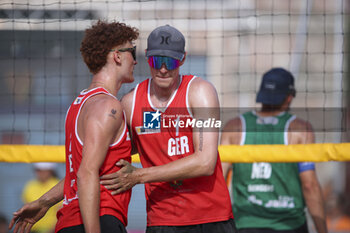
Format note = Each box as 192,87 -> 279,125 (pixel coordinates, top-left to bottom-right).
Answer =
110,46 -> 136,61
147,56 -> 180,70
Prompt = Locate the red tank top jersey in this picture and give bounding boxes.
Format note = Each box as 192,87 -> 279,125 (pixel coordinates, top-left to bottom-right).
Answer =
55,87 -> 132,232
131,75 -> 233,226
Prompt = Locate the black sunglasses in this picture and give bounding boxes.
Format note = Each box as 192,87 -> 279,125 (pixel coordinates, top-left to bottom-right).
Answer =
110,46 -> 136,61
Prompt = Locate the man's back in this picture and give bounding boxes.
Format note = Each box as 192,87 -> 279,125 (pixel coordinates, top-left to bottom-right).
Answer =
232,111 -> 306,230
55,87 -> 132,232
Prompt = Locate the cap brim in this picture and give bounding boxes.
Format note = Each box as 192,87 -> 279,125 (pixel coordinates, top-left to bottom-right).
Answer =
33,162 -> 56,170
146,49 -> 184,60
256,91 -> 287,105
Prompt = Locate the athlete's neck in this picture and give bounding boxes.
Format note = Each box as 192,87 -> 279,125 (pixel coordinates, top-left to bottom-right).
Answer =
151,75 -> 181,104
256,110 -> 285,117
88,69 -> 122,97
257,106 -> 288,117
258,98 -> 291,116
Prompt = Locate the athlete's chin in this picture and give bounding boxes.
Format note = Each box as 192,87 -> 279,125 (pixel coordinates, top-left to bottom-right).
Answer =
153,77 -> 172,88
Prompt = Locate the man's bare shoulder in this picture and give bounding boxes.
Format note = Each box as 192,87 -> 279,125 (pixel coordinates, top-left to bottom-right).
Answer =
289,116 -> 313,132
189,77 -> 217,93
223,117 -> 242,132
84,94 -> 123,120
188,77 -> 219,108
288,116 -> 314,144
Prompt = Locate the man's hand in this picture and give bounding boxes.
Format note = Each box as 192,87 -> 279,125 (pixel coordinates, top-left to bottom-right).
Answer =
9,200 -> 50,233
100,159 -> 140,195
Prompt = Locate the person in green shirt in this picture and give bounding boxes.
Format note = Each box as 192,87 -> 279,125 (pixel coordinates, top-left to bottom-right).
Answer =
221,68 -> 327,233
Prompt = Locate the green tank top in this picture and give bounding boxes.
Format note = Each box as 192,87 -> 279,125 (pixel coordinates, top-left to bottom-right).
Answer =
232,111 -> 306,230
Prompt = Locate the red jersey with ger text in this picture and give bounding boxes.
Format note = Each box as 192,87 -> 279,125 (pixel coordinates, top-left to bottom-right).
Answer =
131,75 -> 233,226
55,87 -> 132,232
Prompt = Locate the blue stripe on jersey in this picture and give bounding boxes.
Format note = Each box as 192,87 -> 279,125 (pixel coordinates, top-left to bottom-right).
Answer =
298,162 -> 315,173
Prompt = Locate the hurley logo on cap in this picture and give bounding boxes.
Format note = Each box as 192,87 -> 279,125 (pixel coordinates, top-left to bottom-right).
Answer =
160,35 -> 171,45
146,25 -> 186,61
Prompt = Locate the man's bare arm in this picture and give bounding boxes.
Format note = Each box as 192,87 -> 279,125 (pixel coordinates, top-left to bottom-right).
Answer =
9,178 -> 64,233
290,119 -> 327,233
300,170 -> 327,233
220,117 -> 242,180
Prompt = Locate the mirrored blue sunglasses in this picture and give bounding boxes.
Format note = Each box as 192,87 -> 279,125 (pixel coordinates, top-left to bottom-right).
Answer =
147,56 -> 180,70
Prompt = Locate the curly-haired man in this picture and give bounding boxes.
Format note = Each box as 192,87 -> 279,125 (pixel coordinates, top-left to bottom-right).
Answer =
9,20 -> 139,233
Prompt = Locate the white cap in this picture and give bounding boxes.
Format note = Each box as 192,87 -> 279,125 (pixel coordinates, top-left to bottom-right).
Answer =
33,162 -> 57,170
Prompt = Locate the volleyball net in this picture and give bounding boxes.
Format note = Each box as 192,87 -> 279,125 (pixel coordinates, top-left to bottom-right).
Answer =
1,1 -> 350,231
0,0 -> 349,162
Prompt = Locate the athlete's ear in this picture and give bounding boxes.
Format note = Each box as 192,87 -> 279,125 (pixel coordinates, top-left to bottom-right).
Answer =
286,94 -> 293,103
179,52 -> 187,66
283,94 -> 294,108
113,51 -> 122,64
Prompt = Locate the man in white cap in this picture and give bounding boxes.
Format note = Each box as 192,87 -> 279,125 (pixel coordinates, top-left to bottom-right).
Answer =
10,20 -> 138,233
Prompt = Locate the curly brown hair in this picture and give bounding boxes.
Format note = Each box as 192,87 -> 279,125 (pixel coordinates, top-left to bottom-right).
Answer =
80,20 -> 139,74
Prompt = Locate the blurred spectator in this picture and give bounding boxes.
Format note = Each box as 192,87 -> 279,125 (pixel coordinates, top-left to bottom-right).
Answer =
0,213 -> 8,233
326,193 -> 350,232
22,163 -> 60,233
